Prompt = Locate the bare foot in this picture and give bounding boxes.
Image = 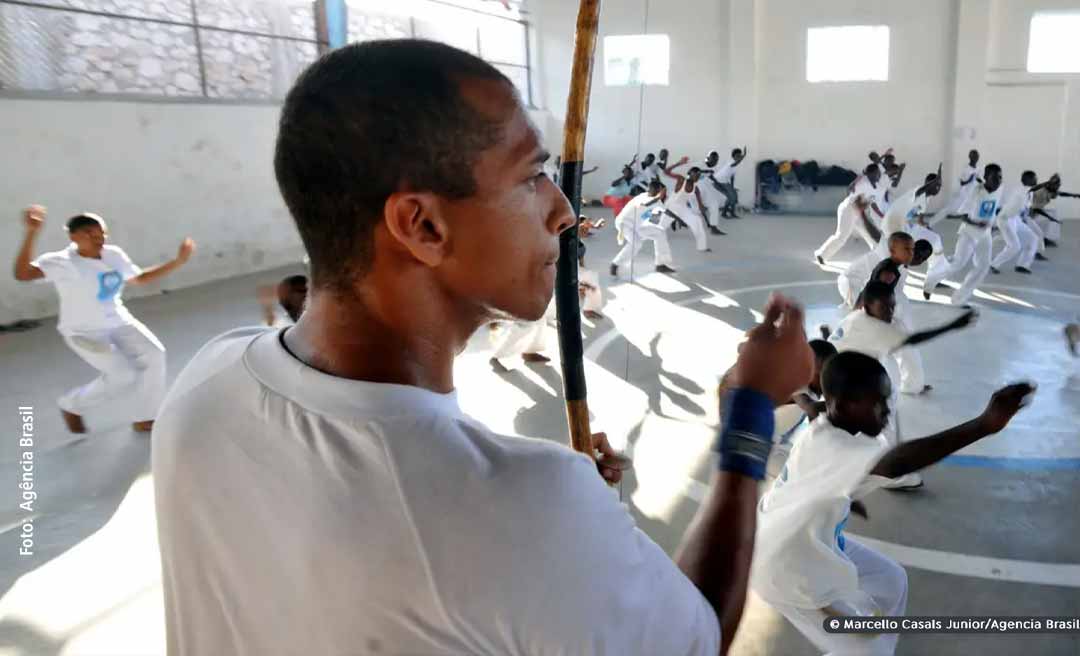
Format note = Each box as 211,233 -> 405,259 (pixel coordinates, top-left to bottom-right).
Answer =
489,357 -> 509,373
132,420 -> 154,433
522,352 -> 551,363
584,310 -> 605,321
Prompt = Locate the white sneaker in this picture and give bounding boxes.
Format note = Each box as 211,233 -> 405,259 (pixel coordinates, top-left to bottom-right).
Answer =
882,472 -> 923,490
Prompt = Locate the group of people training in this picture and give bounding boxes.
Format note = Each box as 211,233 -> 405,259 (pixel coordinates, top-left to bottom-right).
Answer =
606,147 -> 747,276
8,39 -> 1072,656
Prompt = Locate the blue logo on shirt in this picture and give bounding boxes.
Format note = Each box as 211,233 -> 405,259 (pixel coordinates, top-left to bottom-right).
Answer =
978,199 -> 997,219
97,270 -> 123,301
835,512 -> 849,552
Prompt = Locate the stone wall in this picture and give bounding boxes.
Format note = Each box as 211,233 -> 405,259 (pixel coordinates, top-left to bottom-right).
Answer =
0,0 -> 316,99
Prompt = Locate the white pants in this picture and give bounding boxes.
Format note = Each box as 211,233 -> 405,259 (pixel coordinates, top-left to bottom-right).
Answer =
490,320 -> 548,359
926,224 -> 992,306
699,185 -> 723,228
769,539 -> 908,656
1036,210 -> 1061,242
892,312 -> 925,394
1023,216 -> 1046,255
579,268 -> 603,313
991,215 -> 1038,270
59,321 -> 167,423
680,208 -> 710,251
816,198 -> 877,261
612,223 -> 673,268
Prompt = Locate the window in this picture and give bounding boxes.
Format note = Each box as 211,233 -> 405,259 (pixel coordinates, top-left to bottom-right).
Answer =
806,25 -> 889,83
1027,12 -> 1080,73
603,34 -> 669,86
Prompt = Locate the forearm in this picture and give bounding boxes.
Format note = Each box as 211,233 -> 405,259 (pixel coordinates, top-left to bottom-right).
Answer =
132,258 -> 184,285
13,231 -> 39,280
897,321 -> 963,348
871,203 -> 884,218
872,418 -> 986,478
675,470 -> 758,654
859,210 -> 882,242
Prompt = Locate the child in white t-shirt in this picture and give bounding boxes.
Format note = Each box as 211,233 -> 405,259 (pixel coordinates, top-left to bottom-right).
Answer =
752,350 -> 1033,656
13,205 -> 194,433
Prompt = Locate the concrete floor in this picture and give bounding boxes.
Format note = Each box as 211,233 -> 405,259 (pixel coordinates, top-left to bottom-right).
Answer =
1,213 -> 1078,655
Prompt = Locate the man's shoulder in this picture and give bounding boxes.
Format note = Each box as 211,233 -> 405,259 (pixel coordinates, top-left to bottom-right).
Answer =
158,327 -> 272,413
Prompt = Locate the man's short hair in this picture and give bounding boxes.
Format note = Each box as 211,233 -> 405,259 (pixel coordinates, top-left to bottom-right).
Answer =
888,231 -> 914,247
274,39 -> 510,291
924,173 -> 939,184
862,280 -> 895,305
66,213 -> 106,233
809,338 -> 838,362
914,239 -> 933,257
864,164 -> 879,175
822,351 -> 888,401
731,148 -> 742,157
648,180 -> 665,194
984,163 -> 1002,177
281,274 -> 308,289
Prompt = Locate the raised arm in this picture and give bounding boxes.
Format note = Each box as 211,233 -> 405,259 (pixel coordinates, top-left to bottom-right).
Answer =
892,308 -> 976,350
872,383 -> 1032,479
857,200 -> 882,243
128,238 -> 196,286
662,155 -> 691,185
676,296 -> 813,652
13,206 -> 46,282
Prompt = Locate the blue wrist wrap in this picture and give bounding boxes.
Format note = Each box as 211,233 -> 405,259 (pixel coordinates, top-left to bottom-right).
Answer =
716,388 -> 775,481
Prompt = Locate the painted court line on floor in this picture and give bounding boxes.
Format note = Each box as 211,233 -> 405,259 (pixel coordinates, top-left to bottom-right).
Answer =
678,477 -> 1080,587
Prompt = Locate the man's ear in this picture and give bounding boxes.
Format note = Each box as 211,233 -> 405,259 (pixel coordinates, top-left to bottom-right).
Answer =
382,191 -> 450,267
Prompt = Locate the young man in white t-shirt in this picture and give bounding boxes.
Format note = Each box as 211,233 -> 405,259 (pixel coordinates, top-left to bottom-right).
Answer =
258,274 -> 308,328
925,164 -> 1005,306
814,165 -> 886,264
152,40 -> 817,656
752,350 -> 1032,656
662,157 -> 713,252
610,180 -> 681,276
13,206 -> 195,433
698,150 -> 731,234
715,147 -> 747,219
933,148 -> 981,222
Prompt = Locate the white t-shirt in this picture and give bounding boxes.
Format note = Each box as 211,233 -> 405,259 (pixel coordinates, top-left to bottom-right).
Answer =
153,328 -> 721,656
616,192 -> 668,232
715,159 -> 737,184
962,185 -> 1004,236
831,309 -> 908,396
999,185 -> 1032,220
752,415 -> 890,608
874,188 -> 926,258
851,176 -> 885,214
958,164 -> 978,186
31,243 -> 142,336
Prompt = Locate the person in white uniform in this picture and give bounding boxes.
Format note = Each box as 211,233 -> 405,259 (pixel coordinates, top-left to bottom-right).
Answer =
814,165 -> 886,264
933,149 -> 981,222
152,40 -> 819,656
662,157 -> 712,252
610,180 -> 680,276
1029,174 -> 1078,247
698,151 -> 730,235
924,164 -> 1004,306
752,349 -> 1032,656
259,274 -> 308,327
866,172 -> 946,296
990,171 -> 1048,275
13,206 -> 195,433
715,147 -> 747,219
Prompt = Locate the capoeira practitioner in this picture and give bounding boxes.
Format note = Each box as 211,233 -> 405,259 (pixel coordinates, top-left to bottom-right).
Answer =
602,165 -> 637,219
633,153 -> 661,190
814,165 -> 887,264
934,149 -> 980,222
488,300 -> 556,370
662,157 -> 713,252
715,147 -> 747,219
13,205 -> 195,433
990,171 -> 1050,275
610,180 -> 680,276
870,172 -> 947,295
1030,174 -> 1078,247
752,348 -> 1032,655
837,232 -> 929,316
925,164 -> 1004,306
259,274 -> 308,327
698,151 -> 729,235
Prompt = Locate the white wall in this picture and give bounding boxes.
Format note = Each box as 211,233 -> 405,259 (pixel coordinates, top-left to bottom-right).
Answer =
1,98 -> 303,323
530,0 -> 1080,216
755,0 -> 955,188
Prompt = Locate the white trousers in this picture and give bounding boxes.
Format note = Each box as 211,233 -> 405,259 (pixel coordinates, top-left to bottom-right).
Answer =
612,224 -> 674,268
1036,210 -> 1061,242
892,312 -> 925,394
1023,216 -> 1046,255
991,215 -> 1038,270
699,185 -> 723,228
816,198 -> 877,261
490,320 -> 547,359
680,208 -> 710,251
59,320 -> 167,422
769,539 -> 908,656
926,225 -> 992,306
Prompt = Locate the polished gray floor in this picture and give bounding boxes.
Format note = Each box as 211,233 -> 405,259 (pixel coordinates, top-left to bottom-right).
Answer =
1,213 -> 1077,655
